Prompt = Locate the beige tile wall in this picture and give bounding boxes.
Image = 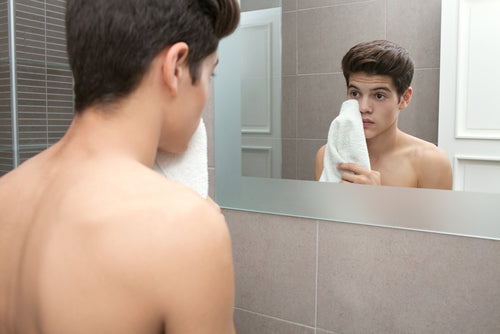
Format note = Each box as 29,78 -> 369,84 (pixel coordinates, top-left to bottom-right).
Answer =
222,208 -> 500,334
282,0 -> 442,180
240,0 -> 281,12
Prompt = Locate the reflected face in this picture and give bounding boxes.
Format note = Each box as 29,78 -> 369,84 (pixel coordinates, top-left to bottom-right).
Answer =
161,51 -> 218,153
347,72 -> 410,140
182,51 -> 219,140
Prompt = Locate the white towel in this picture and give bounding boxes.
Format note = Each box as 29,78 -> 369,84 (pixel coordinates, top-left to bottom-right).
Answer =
319,99 -> 371,182
153,119 -> 208,198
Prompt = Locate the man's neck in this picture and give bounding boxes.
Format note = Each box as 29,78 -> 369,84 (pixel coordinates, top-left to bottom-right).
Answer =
366,126 -> 401,166
56,93 -> 164,168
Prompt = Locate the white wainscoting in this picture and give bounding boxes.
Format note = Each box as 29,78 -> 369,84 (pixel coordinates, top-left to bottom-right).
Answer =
439,0 -> 500,193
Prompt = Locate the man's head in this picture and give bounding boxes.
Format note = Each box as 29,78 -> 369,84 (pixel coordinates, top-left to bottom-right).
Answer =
341,40 -> 414,101
66,0 -> 240,112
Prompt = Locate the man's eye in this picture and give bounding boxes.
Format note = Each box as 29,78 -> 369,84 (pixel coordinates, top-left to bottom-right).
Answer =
375,93 -> 385,99
350,91 -> 359,97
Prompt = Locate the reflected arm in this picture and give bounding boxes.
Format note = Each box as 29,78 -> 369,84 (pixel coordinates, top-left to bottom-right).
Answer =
315,145 -> 326,181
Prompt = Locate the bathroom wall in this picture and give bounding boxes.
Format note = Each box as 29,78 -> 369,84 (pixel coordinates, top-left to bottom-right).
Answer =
224,209 -> 500,334
240,0 -> 280,12
3,2 -> 499,333
281,0 -> 441,180
208,3 -> 500,332
207,82 -> 500,334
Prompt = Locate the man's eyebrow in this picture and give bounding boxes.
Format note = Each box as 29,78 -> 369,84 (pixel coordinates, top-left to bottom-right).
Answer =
371,86 -> 392,93
348,84 -> 393,93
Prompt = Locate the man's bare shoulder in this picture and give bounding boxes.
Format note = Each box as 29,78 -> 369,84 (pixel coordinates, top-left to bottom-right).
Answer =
96,171 -> 229,276
63,166 -> 233,331
399,132 -> 448,163
399,132 -> 452,189
97,168 -> 234,332
93,164 -> 228,248
135,170 -> 228,244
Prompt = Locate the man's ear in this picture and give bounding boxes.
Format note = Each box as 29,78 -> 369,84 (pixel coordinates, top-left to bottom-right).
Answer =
161,42 -> 189,95
399,87 -> 413,110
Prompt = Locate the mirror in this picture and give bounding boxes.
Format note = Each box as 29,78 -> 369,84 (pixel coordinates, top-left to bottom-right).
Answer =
214,0 -> 500,240
230,0 -> 500,193
239,0 -> 443,183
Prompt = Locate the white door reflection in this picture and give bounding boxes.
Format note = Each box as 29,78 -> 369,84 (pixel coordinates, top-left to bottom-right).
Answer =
240,8 -> 282,178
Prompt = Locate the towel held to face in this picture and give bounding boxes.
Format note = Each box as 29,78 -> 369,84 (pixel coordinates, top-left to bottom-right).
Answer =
319,99 -> 371,182
153,119 -> 208,198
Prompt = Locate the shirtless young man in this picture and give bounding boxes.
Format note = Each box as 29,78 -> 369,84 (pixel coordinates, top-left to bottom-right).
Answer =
315,40 -> 452,189
0,1 -> 239,333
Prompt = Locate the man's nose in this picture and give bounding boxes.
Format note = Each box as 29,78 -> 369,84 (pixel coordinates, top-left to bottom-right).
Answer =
358,97 -> 372,113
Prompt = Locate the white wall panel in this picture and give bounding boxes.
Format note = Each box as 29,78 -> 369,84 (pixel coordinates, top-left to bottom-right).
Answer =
241,23 -> 272,134
242,146 -> 272,177
454,156 -> 500,193
456,0 -> 500,138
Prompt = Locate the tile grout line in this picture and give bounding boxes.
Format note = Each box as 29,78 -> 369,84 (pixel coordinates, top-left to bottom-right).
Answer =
234,307 -> 316,330
295,7 -> 299,164
294,5 -> 299,179
295,0 -> 375,13
45,1 -> 49,148
384,0 -> 387,39
314,220 -> 319,333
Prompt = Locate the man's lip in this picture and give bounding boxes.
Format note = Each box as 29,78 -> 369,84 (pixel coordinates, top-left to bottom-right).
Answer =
362,118 -> 374,124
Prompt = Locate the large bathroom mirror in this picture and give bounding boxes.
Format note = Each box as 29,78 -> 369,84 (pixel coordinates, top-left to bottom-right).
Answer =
214,0 -> 500,240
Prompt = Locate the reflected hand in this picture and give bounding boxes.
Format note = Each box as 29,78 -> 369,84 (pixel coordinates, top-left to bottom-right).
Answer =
337,163 -> 381,185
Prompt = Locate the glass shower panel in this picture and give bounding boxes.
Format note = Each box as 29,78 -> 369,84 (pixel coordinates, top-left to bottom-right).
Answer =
0,1 -> 13,175
0,0 -> 73,176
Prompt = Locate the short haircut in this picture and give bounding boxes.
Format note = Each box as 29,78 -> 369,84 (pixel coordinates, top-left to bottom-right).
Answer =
341,40 -> 414,99
66,0 -> 240,112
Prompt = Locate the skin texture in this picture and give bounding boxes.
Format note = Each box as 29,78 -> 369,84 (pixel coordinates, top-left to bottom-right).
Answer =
315,72 -> 452,190
0,45 -> 236,334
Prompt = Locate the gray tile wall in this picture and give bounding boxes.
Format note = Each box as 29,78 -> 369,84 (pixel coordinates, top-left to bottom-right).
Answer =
282,0 -> 442,180
240,0 -> 281,12
1,0 -> 73,176
15,0 -> 73,160
221,208 -> 500,334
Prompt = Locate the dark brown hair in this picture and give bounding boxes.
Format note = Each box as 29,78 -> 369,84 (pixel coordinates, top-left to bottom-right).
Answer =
341,40 -> 414,99
66,0 -> 240,112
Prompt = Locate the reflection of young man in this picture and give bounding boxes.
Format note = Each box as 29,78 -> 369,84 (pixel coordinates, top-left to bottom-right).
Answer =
0,0 -> 240,333
315,40 -> 452,189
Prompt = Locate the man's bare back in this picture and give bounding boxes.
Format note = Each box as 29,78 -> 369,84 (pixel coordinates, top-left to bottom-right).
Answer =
0,1 -> 240,332
0,139 -> 234,334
